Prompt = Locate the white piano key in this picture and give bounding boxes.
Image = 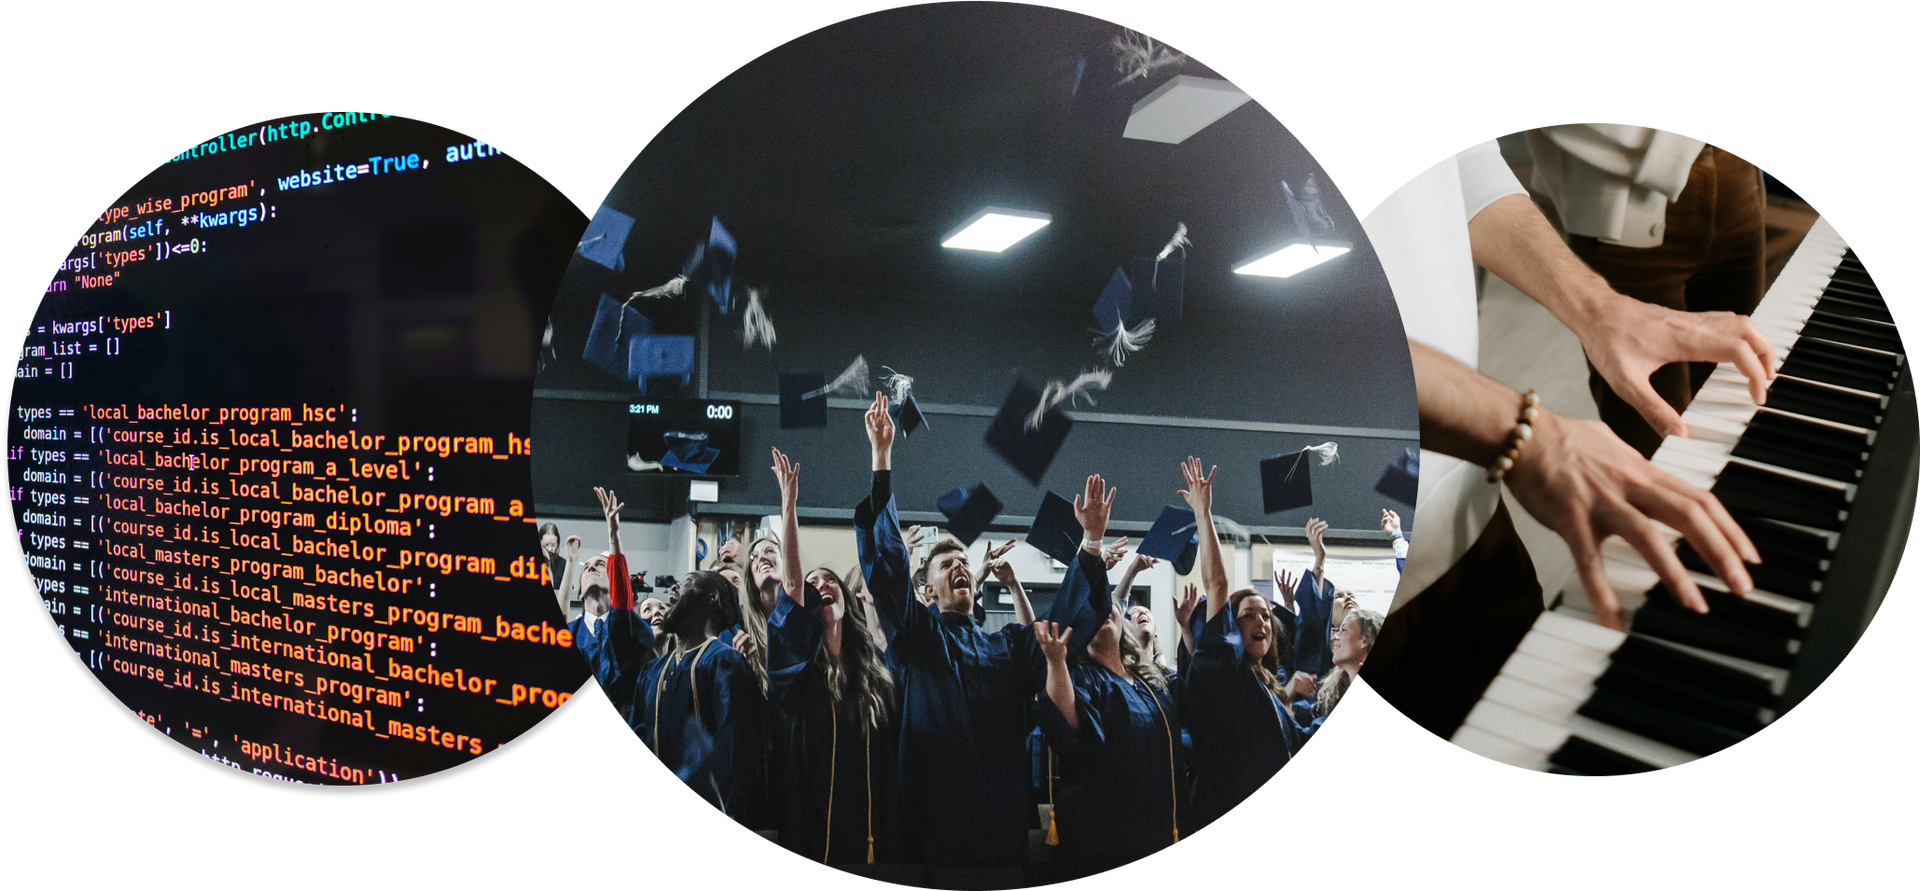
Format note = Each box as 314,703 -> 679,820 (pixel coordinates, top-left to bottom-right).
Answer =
1561,714 -> 1699,769
1483,675 -> 1584,724
1515,625 -> 1615,678
1450,724 -> 1552,771
1461,698 -> 1574,754
1500,651 -> 1600,700
1534,609 -> 1628,652
1599,550 -> 1816,625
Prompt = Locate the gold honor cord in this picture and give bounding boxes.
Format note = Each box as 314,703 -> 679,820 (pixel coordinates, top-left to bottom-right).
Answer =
1144,683 -> 1179,843
1045,744 -> 1058,846
825,703 -> 837,863
652,639 -> 717,759
865,723 -> 874,864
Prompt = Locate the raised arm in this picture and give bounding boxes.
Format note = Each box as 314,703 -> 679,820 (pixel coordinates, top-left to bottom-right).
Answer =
1466,192 -> 1775,437
771,447 -> 806,606
1178,457 -> 1228,619
595,487 -> 624,559
982,540 -> 1032,625
1115,551 -> 1156,606
1173,582 -> 1199,658
1305,518 -> 1328,581
853,392 -> 919,646
1035,621 -> 1077,731
1409,339 -> 1759,629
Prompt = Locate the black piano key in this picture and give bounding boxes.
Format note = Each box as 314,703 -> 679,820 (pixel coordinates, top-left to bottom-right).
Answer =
1608,635 -> 1781,707
1632,595 -> 1801,667
1711,464 -> 1850,530
1678,546 -> 1819,600
1818,291 -> 1893,323
1802,314 -> 1903,353
1548,735 -> 1658,776
1593,658 -> 1771,733
1731,415 -> 1869,481
1763,378 -> 1883,428
1778,353 -> 1898,394
1784,338 -> 1901,379
1578,688 -> 1748,755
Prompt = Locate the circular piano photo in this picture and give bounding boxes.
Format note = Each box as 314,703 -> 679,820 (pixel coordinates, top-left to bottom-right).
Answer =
1362,126 -> 1915,774
528,3 -> 1420,886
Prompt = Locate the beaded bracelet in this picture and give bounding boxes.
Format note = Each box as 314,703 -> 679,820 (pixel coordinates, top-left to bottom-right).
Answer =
1486,389 -> 1541,483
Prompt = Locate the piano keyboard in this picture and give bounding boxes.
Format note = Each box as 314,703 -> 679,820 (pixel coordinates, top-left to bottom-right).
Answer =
1452,219 -> 1917,773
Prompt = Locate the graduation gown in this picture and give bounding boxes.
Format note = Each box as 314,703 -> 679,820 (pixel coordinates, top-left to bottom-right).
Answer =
1183,608 -> 1301,834
1292,569 -> 1336,679
765,584 -> 903,864
567,613 -> 606,670
1037,664 -> 1185,879
854,471 -> 1108,868
589,554 -> 644,719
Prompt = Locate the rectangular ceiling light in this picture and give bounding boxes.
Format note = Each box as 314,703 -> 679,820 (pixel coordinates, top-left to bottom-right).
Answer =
688,479 -> 720,502
1234,241 -> 1351,278
941,207 -> 1051,252
1124,75 -> 1252,144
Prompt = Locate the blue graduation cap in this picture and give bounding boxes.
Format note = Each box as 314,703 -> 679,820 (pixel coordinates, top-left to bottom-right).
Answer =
1138,505 -> 1199,575
682,217 -> 737,315
1131,252 -> 1185,323
1260,450 -> 1315,513
985,378 -> 1073,485
627,335 -> 693,395
658,430 -> 719,474
1025,492 -> 1085,565
1375,447 -> 1420,507
937,484 -> 1002,547
779,371 -> 828,428
577,206 -> 634,272
890,390 -> 930,440
1092,267 -> 1134,332
583,294 -> 652,381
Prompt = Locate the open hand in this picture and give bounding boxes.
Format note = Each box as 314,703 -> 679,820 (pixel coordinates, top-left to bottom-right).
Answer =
593,487 -> 624,538
1381,509 -> 1401,538
1505,410 -> 1759,630
1177,456 -> 1215,517
1073,475 -> 1116,544
770,447 -> 800,508
983,540 -> 1019,584
1174,583 -> 1200,629
1100,536 -> 1131,571
1305,518 -> 1328,562
864,391 -> 896,464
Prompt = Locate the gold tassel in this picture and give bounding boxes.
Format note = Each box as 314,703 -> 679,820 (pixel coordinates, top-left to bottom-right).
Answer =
1046,812 -> 1059,846
867,838 -> 875,864
1046,744 -> 1059,846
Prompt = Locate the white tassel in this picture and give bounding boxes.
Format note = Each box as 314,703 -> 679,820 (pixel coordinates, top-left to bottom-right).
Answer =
802,355 -> 870,401
632,274 -> 688,301
1094,317 -> 1156,367
1111,30 -> 1186,87
1212,515 -> 1252,547
1025,369 -> 1113,432
1154,222 -> 1190,285
577,233 -> 608,250
880,367 -> 915,403
740,287 -> 776,352
626,453 -> 663,473
1302,441 -> 1340,466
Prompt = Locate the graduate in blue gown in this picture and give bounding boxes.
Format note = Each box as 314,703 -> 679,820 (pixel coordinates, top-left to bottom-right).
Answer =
763,447 -> 903,865
566,581 -> 611,672
1034,598 -> 1187,879
1288,517 -> 1337,679
851,392 -> 1114,870
1174,458 -> 1305,834
586,487 -> 767,826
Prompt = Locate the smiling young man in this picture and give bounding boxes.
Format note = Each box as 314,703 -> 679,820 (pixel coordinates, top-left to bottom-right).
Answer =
851,392 -> 1113,876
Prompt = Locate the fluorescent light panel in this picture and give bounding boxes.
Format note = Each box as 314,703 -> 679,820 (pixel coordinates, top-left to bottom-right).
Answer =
688,479 -> 719,502
1234,241 -> 1351,278
941,207 -> 1051,252
1124,75 -> 1252,144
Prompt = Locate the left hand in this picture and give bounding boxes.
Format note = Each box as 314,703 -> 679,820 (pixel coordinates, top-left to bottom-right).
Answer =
1073,474 -> 1115,545
983,540 -> 1019,584
770,447 -> 800,508
731,629 -> 759,662
1273,568 -> 1298,611
1100,536 -> 1130,571
1305,518 -> 1328,563
1173,583 -> 1200,629
1034,621 -> 1072,665
716,539 -> 742,566
1381,509 -> 1402,538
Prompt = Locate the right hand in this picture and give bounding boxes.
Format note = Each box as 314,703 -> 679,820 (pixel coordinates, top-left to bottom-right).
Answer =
1034,620 -> 1072,665
983,540 -> 1019,584
593,487 -> 624,537
1273,568 -> 1298,611
1177,456 -> 1215,516
1073,475 -> 1116,544
1173,583 -> 1200,629
1381,509 -> 1402,538
864,391 -> 896,459
1286,671 -> 1318,701
770,447 -> 800,508
1130,552 -> 1160,574
565,535 -> 583,557
1505,410 -> 1760,630
1305,518 -> 1328,562
716,539 -> 742,566
1100,536 -> 1131,571
1571,298 -> 1775,438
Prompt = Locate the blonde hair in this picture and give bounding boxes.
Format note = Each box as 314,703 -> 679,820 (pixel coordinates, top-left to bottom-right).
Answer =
1313,609 -> 1383,718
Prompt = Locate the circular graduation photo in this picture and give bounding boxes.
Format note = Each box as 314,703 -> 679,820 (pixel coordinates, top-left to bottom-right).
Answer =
531,2 -> 1418,885
1361,125 -> 1914,774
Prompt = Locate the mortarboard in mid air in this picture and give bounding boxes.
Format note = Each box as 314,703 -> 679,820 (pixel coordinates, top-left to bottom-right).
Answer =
1131,251 -> 1185,324
985,377 -> 1074,485
658,430 -> 720,474
1138,504 -> 1200,575
577,206 -> 635,273
584,293 -> 652,381
1092,267 -> 1134,333
1026,491 -> 1085,565
628,335 -> 694,396
682,217 -> 737,315
937,484 -> 1002,547
890,390 -> 930,440
778,371 -> 828,428
1261,442 -> 1339,513
1375,446 -> 1420,507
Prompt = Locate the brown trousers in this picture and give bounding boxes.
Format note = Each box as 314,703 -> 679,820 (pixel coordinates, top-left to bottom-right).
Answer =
1362,501 -> 1543,739
1568,146 -> 1768,456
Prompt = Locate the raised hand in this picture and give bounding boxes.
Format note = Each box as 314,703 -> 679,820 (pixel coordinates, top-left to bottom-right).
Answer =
904,525 -> 934,550
1306,518 -> 1328,563
770,447 -> 800,508
1381,509 -> 1402,538
594,487 -> 625,554
1130,552 -> 1160,574
1034,620 -> 1072,665
983,539 -> 1019,584
1174,583 -> 1200,629
864,391 -> 895,469
716,539 -> 743,566
731,629 -> 759,662
565,535 -> 582,558
1073,474 -> 1116,545
1100,536 -> 1131,571
1286,671 -> 1318,702
1177,456 -> 1215,516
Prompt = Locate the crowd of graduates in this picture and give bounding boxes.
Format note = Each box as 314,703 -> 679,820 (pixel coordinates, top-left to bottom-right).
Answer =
564,393 -> 1385,886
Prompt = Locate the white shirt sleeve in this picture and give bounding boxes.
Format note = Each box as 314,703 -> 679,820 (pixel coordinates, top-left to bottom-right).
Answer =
1455,140 -> 1527,224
